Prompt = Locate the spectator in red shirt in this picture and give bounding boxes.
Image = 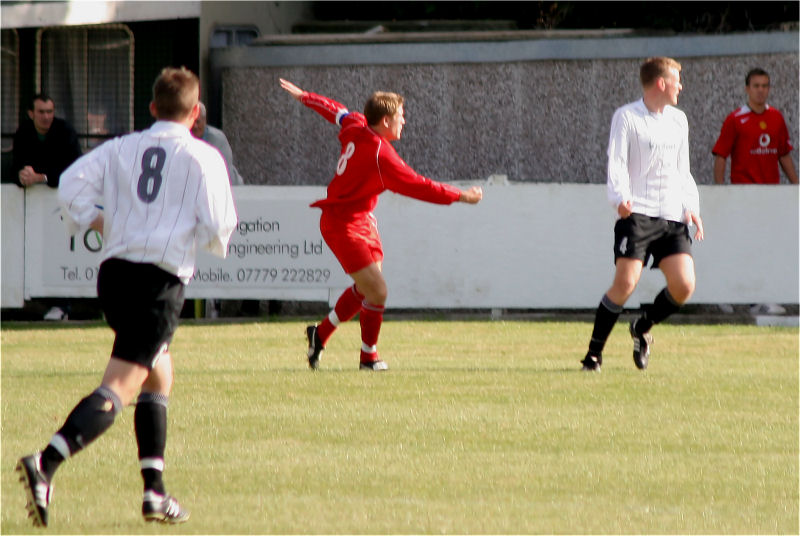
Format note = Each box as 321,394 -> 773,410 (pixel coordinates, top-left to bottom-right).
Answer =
712,68 -> 798,184
280,79 -> 483,371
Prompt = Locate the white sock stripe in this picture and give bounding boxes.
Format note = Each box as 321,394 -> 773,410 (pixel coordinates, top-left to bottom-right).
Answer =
328,310 -> 340,327
140,457 -> 165,471
143,489 -> 165,502
350,285 -> 364,300
361,302 -> 385,313
361,342 -> 377,354
49,433 -> 71,459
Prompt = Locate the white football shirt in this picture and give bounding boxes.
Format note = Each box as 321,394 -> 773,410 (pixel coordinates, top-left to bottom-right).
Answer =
606,99 -> 700,223
59,120 -> 238,282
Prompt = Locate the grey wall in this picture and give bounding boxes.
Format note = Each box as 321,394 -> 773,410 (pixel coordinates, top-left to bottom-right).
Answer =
214,31 -> 798,186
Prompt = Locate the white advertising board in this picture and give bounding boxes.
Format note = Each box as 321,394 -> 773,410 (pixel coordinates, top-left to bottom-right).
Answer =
189,187 -> 350,299
21,186 -> 350,301
9,183 -> 799,309
1,185 -> 25,307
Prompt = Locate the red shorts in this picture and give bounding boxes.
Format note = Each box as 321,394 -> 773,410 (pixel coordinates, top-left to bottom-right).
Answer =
320,210 -> 383,274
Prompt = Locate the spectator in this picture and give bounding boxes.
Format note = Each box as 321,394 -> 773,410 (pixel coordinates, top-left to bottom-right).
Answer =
712,68 -> 797,315
712,68 -> 798,185
191,102 -> 243,185
12,93 -> 82,188
12,94 -> 83,321
191,101 -> 246,318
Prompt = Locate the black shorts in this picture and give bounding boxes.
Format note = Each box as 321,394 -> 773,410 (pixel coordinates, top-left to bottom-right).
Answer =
97,258 -> 185,369
613,213 -> 692,269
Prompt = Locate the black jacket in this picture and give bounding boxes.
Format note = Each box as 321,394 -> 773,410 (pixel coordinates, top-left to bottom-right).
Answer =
12,117 -> 82,188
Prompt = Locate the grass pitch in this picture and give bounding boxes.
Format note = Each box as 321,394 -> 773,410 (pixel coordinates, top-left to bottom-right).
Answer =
1,319 -> 797,534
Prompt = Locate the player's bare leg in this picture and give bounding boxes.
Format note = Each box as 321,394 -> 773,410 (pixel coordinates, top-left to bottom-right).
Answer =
658,253 -> 696,304
606,258 -> 643,306
350,261 -> 387,306
101,357 -> 151,405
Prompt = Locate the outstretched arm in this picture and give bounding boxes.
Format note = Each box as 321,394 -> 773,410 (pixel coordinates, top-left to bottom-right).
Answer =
459,186 -> 483,204
279,78 -> 349,126
279,78 -> 305,101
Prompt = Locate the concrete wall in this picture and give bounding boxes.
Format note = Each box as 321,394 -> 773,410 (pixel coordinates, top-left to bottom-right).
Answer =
212,31 -> 798,187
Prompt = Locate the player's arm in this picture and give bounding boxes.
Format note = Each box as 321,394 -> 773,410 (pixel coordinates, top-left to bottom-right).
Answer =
380,149 -> 480,205
195,151 -> 238,258
606,109 -> 632,216
776,118 -> 798,184
89,214 -> 104,235
57,142 -> 108,236
678,115 -> 703,241
778,154 -> 798,184
279,78 -> 348,126
459,186 -> 483,204
712,155 -> 727,184
711,113 -> 736,185
686,211 -> 704,242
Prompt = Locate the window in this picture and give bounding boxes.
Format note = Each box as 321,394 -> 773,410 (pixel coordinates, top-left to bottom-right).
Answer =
38,24 -> 133,150
2,29 -> 19,152
210,25 -> 260,48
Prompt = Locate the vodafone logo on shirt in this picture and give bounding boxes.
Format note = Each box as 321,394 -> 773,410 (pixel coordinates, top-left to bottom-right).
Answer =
751,132 -> 776,155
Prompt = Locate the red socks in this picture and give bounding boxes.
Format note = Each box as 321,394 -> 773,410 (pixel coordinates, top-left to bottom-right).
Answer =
359,302 -> 384,364
316,284 -> 384,364
317,285 -> 364,345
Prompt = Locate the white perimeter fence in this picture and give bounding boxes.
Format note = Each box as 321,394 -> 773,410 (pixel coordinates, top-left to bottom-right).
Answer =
2,183 -> 797,309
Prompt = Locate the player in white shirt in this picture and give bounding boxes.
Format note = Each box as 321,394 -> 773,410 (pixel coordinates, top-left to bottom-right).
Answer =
17,67 -> 237,527
581,57 -> 705,372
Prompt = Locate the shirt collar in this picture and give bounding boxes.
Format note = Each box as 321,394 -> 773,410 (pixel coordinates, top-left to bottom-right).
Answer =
149,120 -> 192,136
741,104 -> 770,114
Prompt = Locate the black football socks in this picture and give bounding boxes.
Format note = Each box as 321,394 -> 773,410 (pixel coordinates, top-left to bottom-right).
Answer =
40,386 -> 123,481
634,287 -> 680,335
135,392 -> 169,494
588,294 -> 623,358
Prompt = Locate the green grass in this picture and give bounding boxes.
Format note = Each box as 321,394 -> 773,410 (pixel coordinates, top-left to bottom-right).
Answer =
1,319 -> 797,534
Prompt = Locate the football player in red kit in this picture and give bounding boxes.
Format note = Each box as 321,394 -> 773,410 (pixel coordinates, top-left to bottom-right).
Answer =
280,78 -> 482,371
712,68 -> 797,184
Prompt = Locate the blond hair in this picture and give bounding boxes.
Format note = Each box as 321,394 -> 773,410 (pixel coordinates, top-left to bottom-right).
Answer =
152,67 -> 199,120
640,57 -> 681,88
364,91 -> 404,126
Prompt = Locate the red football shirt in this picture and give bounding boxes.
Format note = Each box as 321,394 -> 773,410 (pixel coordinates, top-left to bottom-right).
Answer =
300,91 -> 462,214
712,105 -> 794,184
